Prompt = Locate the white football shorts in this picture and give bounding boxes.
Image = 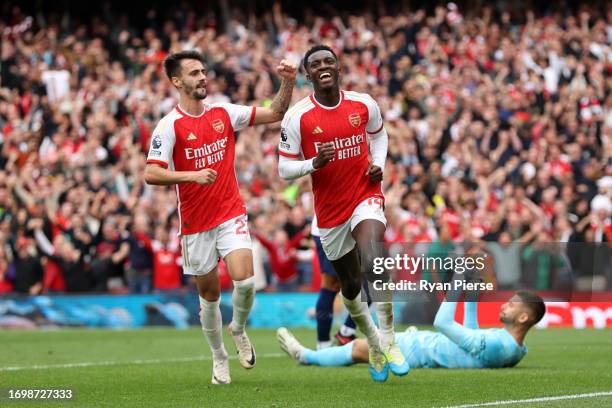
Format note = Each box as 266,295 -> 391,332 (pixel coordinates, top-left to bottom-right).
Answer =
318,197 -> 386,261
180,214 -> 252,276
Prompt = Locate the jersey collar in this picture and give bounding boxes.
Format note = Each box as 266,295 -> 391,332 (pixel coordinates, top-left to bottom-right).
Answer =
176,104 -> 206,118
310,90 -> 344,110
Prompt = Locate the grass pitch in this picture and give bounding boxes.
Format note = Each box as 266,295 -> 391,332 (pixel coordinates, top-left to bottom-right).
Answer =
1,327 -> 611,407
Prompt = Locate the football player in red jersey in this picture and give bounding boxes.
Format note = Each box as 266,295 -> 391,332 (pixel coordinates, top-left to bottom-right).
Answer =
144,50 -> 297,385
277,45 -> 408,382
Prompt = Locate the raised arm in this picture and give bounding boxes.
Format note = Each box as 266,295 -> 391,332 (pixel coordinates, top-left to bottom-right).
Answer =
251,60 -> 297,125
463,302 -> 479,329
31,219 -> 55,257
251,230 -> 275,253
433,300 -> 459,332
433,274 -> 483,353
287,230 -> 307,250
433,300 -> 482,354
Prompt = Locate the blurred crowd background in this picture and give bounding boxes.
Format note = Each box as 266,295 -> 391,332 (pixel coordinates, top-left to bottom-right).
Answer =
1,0 -> 610,296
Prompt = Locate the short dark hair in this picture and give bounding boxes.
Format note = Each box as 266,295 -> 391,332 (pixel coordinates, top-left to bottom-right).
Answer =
516,290 -> 546,326
163,50 -> 206,81
302,45 -> 338,71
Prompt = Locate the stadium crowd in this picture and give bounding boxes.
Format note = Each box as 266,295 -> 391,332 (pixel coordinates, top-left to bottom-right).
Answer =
0,1 -> 610,295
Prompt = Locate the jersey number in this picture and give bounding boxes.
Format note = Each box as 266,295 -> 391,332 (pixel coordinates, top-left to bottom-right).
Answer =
367,198 -> 384,208
235,218 -> 248,235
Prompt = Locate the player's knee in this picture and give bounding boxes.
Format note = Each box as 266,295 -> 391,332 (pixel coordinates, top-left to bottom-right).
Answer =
229,265 -> 253,281
329,280 -> 341,292
225,249 -> 254,280
231,265 -> 254,281
199,286 -> 221,302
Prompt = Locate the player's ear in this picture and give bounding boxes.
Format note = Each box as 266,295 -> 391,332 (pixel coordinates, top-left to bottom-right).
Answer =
171,76 -> 182,89
518,311 -> 529,325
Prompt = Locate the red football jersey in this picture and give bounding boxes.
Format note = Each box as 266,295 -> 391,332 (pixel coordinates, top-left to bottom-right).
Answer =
279,91 -> 384,228
152,244 -> 181,290
147,103 -> 256,235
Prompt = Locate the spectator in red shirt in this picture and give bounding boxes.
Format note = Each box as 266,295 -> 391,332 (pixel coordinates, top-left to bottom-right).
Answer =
38,229 -> 67,292
152,225 -> 182,292
253,226 -> 309,291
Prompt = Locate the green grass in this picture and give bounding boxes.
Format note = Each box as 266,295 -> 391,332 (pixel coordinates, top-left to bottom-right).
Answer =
1,327 -> 611,407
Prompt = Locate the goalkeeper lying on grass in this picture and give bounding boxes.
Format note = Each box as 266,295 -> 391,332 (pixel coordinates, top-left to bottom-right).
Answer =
278,287 -> 545,370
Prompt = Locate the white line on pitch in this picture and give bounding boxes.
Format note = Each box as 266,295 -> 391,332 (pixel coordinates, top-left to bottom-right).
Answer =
0,353 -> 286,372
441,390 -> 612,408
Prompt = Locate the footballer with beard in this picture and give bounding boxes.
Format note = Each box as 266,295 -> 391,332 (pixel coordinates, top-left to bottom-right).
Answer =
145,51 -> 297,385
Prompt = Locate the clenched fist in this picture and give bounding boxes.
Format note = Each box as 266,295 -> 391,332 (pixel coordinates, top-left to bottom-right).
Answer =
276,59 -> 298,81
313,142 -> 335,169
366,163 -> 383,183
191,168 -> 217,185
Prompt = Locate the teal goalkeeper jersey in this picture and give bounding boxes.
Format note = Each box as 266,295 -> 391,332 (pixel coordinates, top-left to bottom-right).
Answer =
396,303 -> 527,369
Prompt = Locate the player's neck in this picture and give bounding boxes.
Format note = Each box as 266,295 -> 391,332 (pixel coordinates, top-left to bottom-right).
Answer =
178,96 -> 205,117
313,86 -> 341,107
505,324 -> 527,346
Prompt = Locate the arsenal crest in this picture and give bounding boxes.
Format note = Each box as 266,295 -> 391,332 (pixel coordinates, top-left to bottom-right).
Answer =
348,113 -> 361,128
212,119 -> 225,133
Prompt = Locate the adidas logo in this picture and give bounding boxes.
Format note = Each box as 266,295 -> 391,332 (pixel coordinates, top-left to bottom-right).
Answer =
187,133 -> 197,141
312,126 -> 323,134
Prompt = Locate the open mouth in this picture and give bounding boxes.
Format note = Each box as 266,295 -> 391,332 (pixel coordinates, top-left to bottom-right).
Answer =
319,72 -> 332,80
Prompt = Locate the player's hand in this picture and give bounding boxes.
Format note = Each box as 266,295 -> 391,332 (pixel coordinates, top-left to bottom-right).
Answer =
366,163 -> 383,183
313,143 -> 335,169
191,169 -> 217,185
276,59 -> 298,81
